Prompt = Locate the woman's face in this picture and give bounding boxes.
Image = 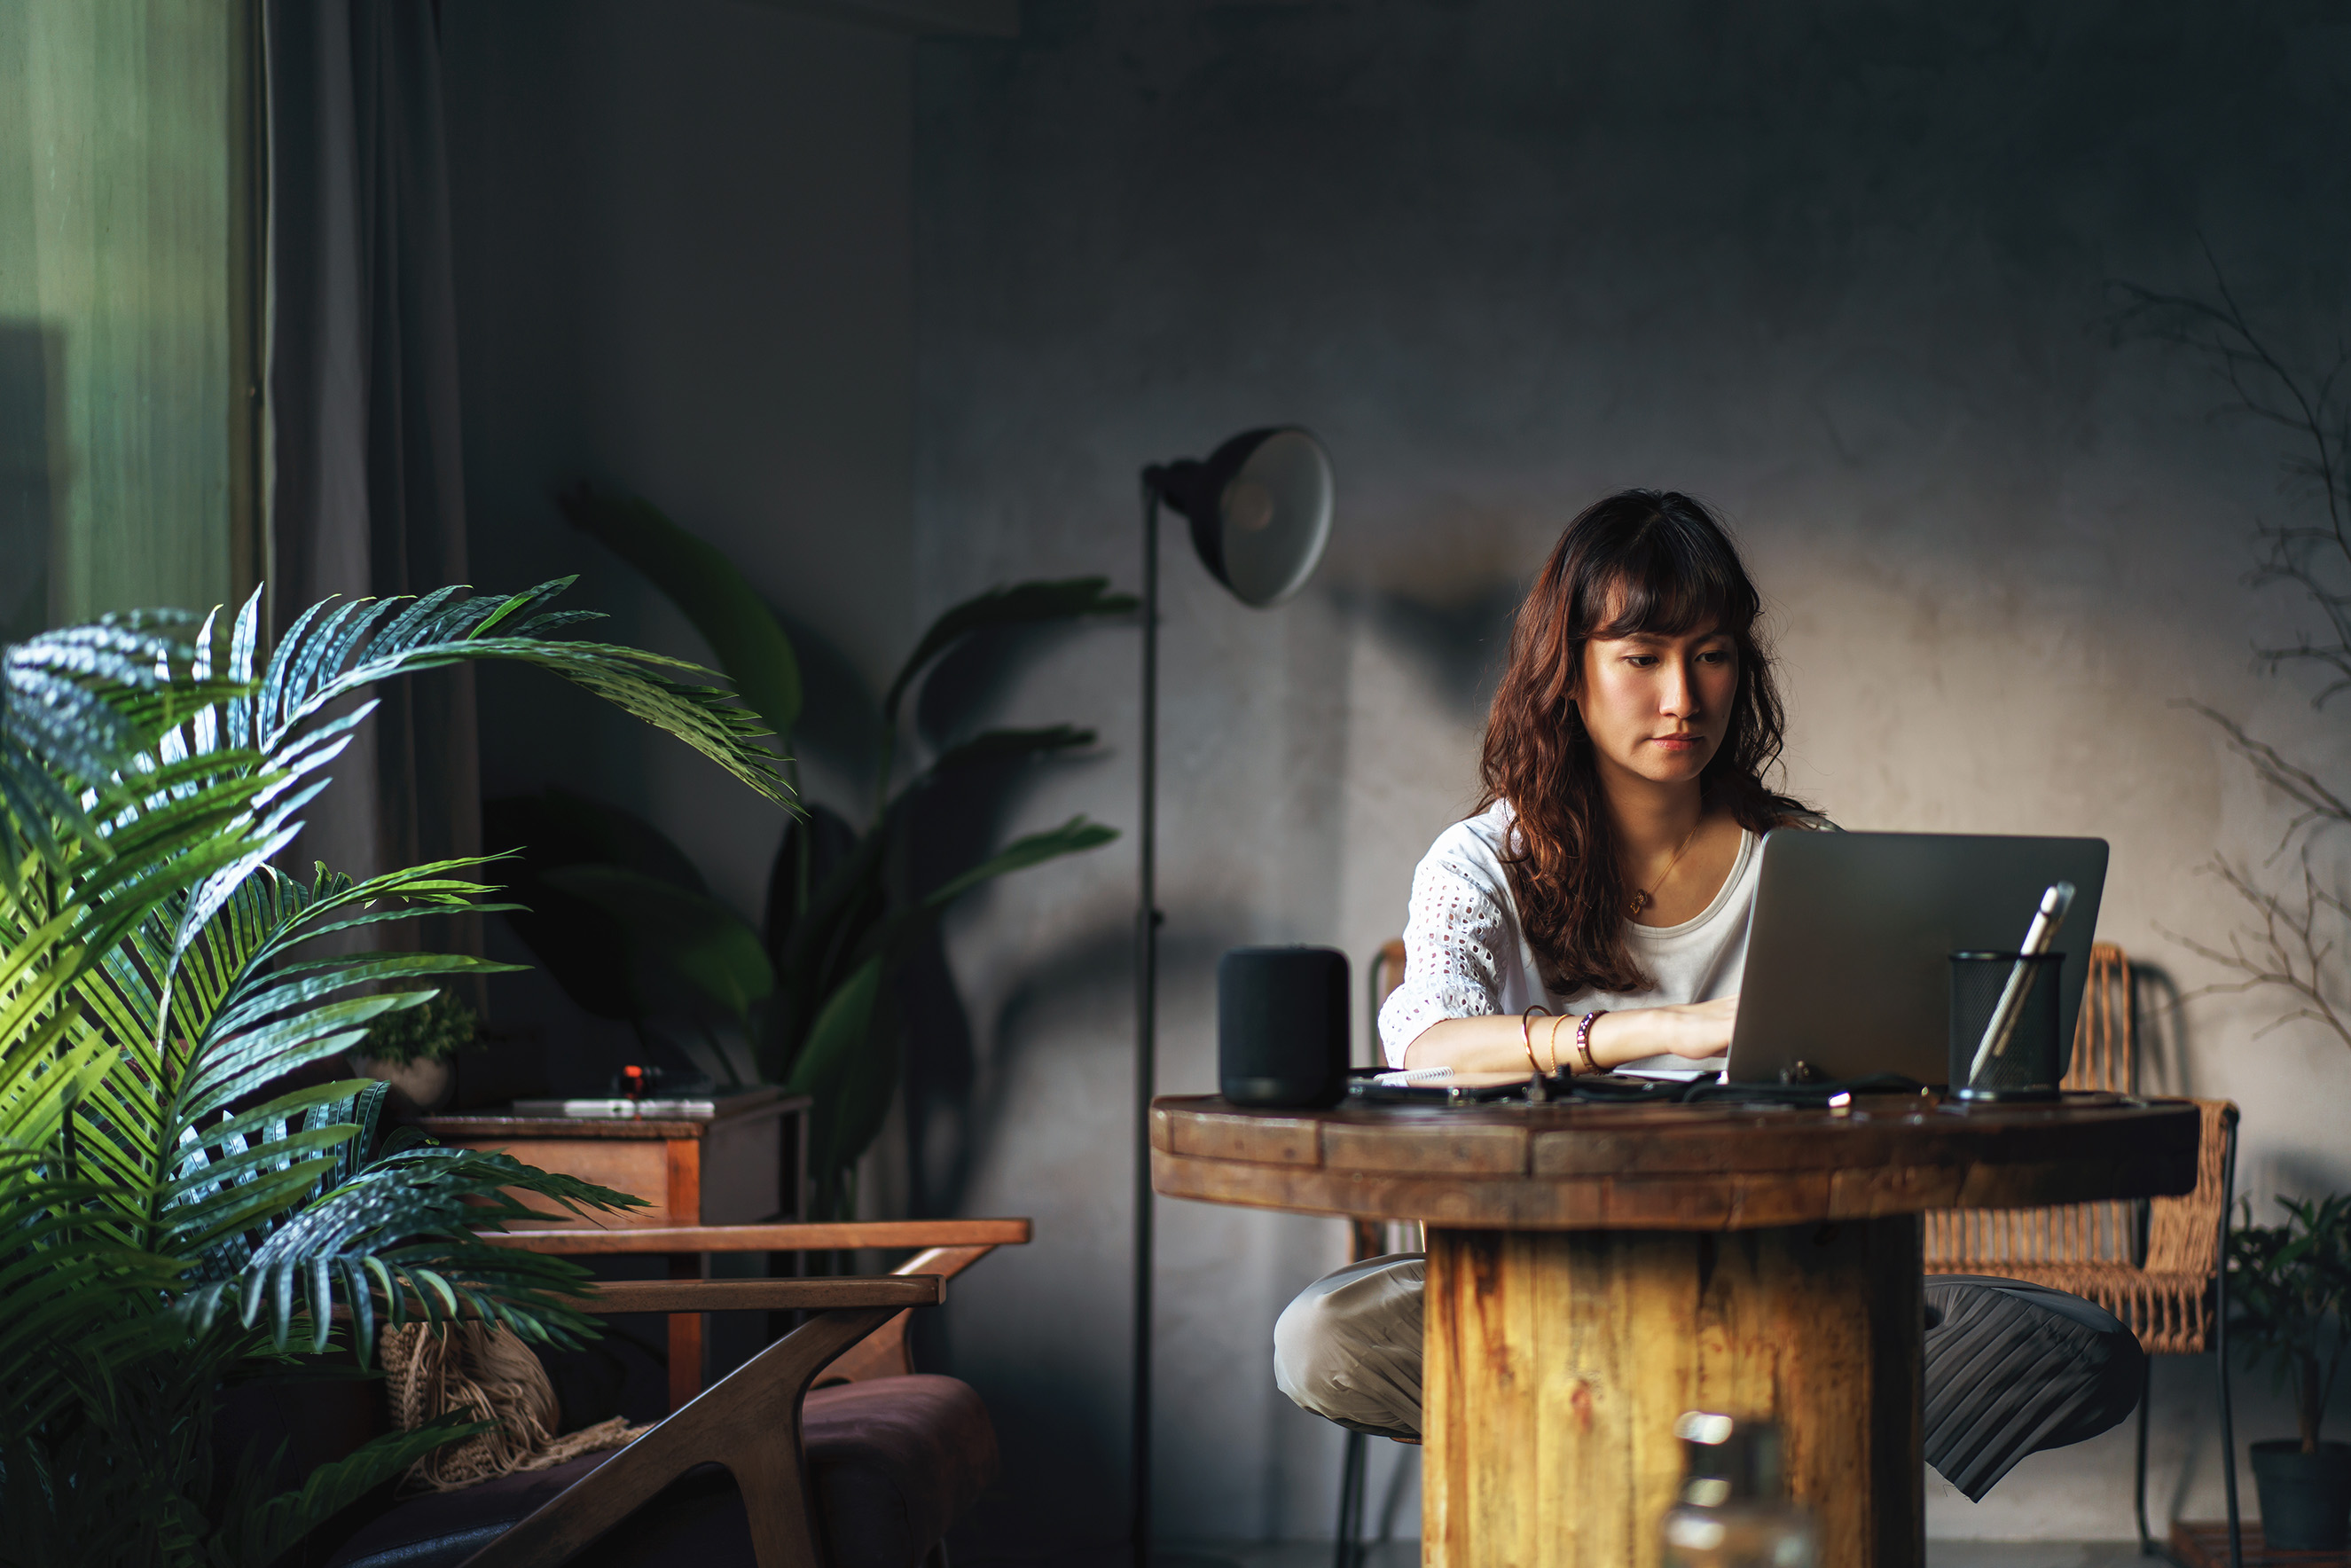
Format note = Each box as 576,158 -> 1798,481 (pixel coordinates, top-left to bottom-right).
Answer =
1571,623 -> 1738,787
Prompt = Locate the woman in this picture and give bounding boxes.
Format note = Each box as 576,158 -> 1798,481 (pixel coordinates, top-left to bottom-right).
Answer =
1274,490 -> 2143,1502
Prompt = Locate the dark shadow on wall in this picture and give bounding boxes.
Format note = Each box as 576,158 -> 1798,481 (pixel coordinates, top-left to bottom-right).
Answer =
772,602 -> 882,790
1341,576 -> 1524,724
896,617 -> 1131,1223
0,320 -> 61,641
918,910 -> 1252,1556
912,617 -> 1122,747
2133,960 -> 2191,1098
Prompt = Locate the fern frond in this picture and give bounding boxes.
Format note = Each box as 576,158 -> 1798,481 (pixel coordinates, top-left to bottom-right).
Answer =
184,1142 -> 645,1355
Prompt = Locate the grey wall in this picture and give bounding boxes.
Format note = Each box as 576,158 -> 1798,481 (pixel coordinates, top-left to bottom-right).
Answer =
912,0 -> 2351,1550
443,0 -> 913,1089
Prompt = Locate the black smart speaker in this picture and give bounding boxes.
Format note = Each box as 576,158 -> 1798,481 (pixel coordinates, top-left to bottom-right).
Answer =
1218,945 -> 1351,1107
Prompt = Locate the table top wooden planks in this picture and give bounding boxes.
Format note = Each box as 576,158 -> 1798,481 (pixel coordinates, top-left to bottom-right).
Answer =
1151,1092 -> 2202,1230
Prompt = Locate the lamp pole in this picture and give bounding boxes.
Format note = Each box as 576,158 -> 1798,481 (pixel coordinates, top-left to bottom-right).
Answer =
1132,476 -> 1161,1564
1128,430 -> 1328,1566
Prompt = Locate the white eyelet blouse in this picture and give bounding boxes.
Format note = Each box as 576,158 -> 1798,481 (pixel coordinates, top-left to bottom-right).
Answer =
1375,801 -> 1822,1072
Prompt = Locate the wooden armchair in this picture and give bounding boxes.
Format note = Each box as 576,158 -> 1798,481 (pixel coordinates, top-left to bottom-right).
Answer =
1922,945 -> 2241,1568
321,1219 -> 1030,1568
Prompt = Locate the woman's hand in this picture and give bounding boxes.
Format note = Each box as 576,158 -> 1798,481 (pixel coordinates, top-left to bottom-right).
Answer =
1626,995 -> 1738,1061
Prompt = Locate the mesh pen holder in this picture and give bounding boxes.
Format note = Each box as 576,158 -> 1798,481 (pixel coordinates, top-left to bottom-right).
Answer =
1949,951 -> 2064,1102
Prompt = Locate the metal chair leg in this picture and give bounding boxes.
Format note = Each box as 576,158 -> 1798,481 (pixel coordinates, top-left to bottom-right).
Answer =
2136,1356 -> 2154,1556
1334,1429 -> 1367,1568
2217,1118 -> 2241,1568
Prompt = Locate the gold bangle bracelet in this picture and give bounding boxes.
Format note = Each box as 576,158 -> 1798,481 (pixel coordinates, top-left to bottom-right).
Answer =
1519,1006 -> 1551,1073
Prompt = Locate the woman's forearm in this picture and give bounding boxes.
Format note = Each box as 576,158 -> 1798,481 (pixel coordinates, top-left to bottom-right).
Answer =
1399,998 -> 1733,1073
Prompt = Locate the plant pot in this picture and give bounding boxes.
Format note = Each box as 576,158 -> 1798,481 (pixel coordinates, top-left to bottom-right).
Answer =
2250,1439 -> 2351,1552
353,1054 -> 452,1117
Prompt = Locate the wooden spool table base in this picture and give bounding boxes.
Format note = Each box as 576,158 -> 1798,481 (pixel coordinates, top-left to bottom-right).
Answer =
1152,1091 -> 2202,1568
1427,1219 -> 1923,1566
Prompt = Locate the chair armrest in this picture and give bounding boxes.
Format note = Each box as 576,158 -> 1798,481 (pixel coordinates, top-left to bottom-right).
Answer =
562,1274 -> 942,1316
351,1274 -> 944,1326
486,1219 -> 1031,1255
488,1219 -> 1033,1389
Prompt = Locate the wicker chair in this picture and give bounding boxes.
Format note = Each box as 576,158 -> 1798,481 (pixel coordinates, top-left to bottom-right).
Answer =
1922,943 -> 2242,1568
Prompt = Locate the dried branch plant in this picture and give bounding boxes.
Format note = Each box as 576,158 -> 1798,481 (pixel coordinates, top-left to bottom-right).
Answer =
2167,855 -> 2351,1054
2114,258 -> 2351,1051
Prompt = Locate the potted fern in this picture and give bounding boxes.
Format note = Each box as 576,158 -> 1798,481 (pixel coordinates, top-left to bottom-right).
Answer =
0,579 -> 787,1562
352,985 -> 479,1114
2229,1192 -> 2351,1550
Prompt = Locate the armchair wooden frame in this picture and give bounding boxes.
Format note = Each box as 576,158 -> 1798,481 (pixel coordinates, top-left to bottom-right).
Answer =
443,1219 -> 1031,1568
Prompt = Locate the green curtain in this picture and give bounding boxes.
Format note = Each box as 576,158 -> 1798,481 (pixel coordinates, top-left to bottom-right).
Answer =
0,0 -> 257,639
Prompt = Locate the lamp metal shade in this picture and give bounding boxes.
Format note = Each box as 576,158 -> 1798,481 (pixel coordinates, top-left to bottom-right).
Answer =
1145,427 -> 1334,608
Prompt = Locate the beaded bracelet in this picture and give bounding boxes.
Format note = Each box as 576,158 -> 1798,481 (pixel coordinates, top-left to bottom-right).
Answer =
1519,1006 -> 1551,1073
1574,1010 -> 1608,1074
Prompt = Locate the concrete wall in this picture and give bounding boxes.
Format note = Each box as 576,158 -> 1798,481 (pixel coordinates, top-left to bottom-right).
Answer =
911,0 -> 2351,1549
443,0 -> 913,1090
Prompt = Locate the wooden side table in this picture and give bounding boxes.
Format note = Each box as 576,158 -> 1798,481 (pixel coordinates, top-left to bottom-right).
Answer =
419,1087 -> 811,1409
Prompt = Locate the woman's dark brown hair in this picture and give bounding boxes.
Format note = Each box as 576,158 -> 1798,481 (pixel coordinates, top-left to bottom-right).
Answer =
1478,490 -> 1808,995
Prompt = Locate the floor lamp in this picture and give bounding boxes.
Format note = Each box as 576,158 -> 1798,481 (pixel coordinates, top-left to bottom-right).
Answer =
1133,428 -> 1335,1562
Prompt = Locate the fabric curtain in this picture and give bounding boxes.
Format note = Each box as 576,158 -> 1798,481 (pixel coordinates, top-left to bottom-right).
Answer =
265,0 -> 479,953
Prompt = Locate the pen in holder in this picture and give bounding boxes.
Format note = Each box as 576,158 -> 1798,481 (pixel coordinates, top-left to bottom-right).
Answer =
1949,951 -> 2064,1102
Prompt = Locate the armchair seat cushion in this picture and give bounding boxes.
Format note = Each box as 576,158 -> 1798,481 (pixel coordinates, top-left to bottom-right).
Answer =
802,1374 -> 999,1568
325,1374 -> 997,1568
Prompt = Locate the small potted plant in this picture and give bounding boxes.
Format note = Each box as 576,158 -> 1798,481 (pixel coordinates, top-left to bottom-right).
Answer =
352,985 -> 479,1115
2227,1192 -> 2351,1551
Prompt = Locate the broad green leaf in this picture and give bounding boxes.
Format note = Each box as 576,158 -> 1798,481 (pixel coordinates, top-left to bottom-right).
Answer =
780,953 -> 882,1180
920,725 -> 1097,782
559,485 -> 804,742
915,816 -> 1119,917
883,577 -> 1136,725
483,788 -> 708,1023
544,864 -> 773,1026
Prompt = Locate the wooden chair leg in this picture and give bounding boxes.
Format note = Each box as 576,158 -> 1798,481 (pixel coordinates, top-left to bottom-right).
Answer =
458,1305 -> 899,1568
669,1251 -> 707,1412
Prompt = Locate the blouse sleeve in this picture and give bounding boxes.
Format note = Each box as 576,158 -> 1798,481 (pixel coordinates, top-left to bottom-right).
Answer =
1375,834 -> 1519,1067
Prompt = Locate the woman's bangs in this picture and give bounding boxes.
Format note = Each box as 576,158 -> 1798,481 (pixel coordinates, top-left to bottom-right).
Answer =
1585,535 -> 1737,641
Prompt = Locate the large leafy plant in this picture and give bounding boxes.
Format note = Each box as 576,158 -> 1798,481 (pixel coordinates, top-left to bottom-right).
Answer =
2227,1192 -> 2351,1453
0,579 -> 788,1564
488,489 -> 1129,1214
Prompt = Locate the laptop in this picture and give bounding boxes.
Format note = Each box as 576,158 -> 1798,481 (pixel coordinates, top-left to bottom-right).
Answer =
1722,831 -> 2110,1086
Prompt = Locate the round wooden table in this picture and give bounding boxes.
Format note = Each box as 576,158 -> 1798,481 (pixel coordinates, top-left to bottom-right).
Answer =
1151,1090 -> 2202,1568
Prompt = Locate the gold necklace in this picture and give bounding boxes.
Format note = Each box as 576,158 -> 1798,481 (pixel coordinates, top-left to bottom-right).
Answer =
1627,819 -> 1701,918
